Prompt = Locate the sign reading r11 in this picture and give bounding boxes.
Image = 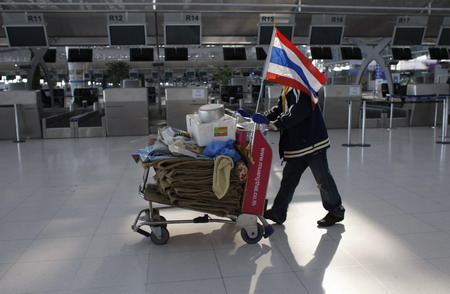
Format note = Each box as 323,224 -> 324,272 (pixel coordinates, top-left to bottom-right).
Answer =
25,13 -> 44,24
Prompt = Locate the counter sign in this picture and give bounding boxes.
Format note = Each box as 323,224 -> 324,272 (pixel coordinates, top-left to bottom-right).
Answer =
25,13 -> 44,24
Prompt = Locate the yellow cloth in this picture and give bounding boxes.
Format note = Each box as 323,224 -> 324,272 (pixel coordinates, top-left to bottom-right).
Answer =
212,155 -> 234,199
282,85 -> 290,112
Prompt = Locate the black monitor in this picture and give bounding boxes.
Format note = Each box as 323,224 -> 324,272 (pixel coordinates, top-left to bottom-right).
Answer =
165,24 -> 201,46
67,48 -> 93,62
340,47 -> 362,60
258,25 -> 294,45
391,47 -> 412,60
392,27 -> 426,46
164,47 -> 188,61
73,88 -> 99,106
129,48 -> 154,61
221,85 -> 244,102
428,47 -> 450,60
108,24 -> 147,46
309,26 -> 343,45
223,47 -> 247,60
43,49 -> 57,63
437,27 -> 450,47
256,47 -> 267,60
310,47 -> 333,59
5,25 -> 48,47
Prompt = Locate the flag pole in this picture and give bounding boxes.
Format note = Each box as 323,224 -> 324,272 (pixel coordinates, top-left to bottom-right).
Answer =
255,24 -> 277,114
255,80 -> 265,113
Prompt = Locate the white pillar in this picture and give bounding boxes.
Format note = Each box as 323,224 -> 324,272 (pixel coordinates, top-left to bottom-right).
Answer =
67,62 -> 85,97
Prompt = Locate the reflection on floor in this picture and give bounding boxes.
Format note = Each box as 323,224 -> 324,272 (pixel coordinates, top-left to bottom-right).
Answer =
0,126 -> 449,294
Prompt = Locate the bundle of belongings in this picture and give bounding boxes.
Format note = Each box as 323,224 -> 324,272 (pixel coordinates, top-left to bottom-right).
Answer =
132,126 -> 249,217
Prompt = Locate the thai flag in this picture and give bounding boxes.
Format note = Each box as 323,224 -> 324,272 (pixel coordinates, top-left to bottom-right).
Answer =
262,28 -> 327,104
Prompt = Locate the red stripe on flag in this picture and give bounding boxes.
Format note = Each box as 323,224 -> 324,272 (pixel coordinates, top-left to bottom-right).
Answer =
275,30 -> 327,85
265,72 -> 310,94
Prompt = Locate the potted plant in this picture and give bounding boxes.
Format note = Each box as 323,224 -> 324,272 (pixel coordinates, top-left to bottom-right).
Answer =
106,61 -> 130,87
212,65 -> 233,86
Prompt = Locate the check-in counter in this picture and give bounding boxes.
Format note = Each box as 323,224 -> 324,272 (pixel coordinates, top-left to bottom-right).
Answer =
103,88 -> 149,136
319,85 -> 362,129
165,86 -> 208,130
41,109 -> 87,139
0,90 -> 42,140
70,110 -> 106,138
406,83 -> 448,126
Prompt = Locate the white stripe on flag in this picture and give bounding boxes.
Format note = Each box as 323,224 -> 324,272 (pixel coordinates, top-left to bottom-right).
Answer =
267,63 -> 305,87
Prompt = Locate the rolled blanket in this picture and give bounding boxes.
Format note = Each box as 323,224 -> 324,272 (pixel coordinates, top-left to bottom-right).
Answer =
212,155 -> 234,199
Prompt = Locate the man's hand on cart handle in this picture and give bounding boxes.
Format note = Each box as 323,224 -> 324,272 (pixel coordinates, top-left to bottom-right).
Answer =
267,122 -> 278,131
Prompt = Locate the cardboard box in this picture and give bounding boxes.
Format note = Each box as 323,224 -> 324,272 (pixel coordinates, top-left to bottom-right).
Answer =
186,114 -> 236,146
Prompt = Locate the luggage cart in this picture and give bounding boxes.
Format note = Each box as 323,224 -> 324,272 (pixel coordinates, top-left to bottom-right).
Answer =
131,113 -> 274,245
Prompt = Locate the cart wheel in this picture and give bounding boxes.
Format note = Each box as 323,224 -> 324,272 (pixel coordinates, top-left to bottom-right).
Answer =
153,215 -> 167,228
241,223 -> 264,244
150,227 -> 170,245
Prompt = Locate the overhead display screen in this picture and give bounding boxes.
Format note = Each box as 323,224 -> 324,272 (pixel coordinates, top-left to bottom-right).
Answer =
164,47 -> 188,61
258,25 -> 294,45
428,48 -> 449,60
437,27 -> 450,46
392,27 -> 426,46
310,47 -> 333,59
5,26 -> 48,47
391,47 -> 412,60
165,25 -> 201,45
130,48 -> 154,61
340,47 -> 362,60
108,25 -> 147,46
256,47 -> 267,60
67,48 -> 93,62
223,47 -> 247,60
43,49 -> 57,63
309,26 -> 343,45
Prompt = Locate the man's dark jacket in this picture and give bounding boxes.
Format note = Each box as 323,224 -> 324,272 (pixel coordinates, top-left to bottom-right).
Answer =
264,88 -> 330,160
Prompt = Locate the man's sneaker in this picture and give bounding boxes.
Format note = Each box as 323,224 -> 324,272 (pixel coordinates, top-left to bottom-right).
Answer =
317,213 -> 344,227
264,209 -> 283,225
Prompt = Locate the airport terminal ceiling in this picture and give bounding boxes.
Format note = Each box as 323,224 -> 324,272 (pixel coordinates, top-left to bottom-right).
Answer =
0,1 -> 450,46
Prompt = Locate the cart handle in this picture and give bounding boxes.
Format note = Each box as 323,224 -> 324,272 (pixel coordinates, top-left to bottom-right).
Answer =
251,113 -> 270,125
235,108 -> 251,118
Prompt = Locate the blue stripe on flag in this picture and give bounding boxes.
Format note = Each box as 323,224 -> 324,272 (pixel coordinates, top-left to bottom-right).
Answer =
270,46 -> 317,95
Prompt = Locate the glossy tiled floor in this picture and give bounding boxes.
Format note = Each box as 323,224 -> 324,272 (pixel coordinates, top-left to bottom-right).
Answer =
0,126 -> 449,294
